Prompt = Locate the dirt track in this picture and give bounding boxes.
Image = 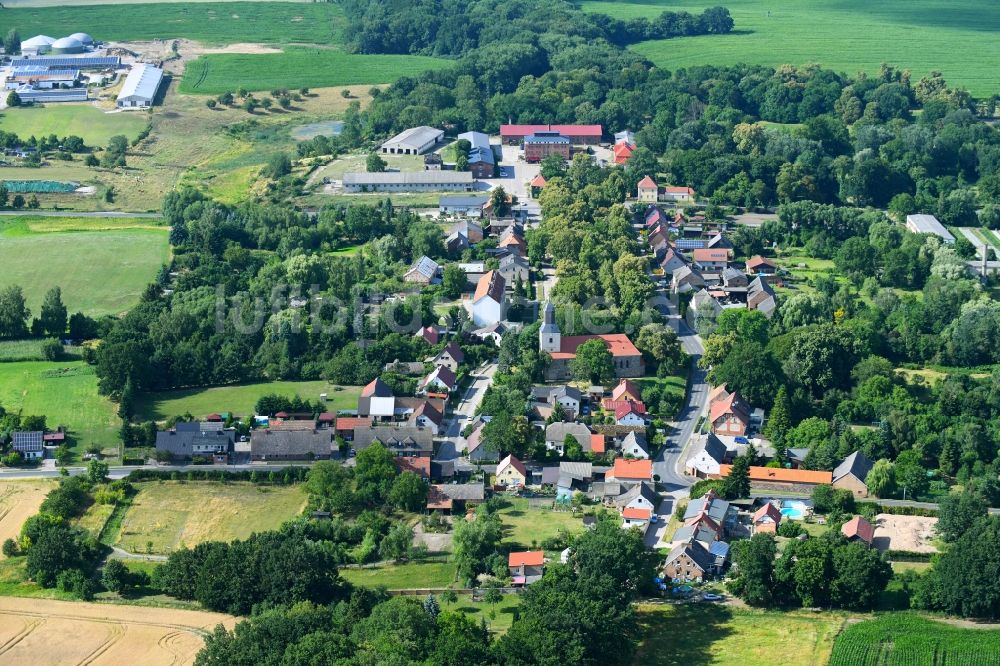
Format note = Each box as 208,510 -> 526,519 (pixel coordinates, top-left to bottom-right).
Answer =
0,597 -> 236,665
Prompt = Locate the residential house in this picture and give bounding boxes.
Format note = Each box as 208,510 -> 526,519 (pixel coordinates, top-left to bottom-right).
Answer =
523,132 -> 571,162
621,431 -> 650,459
637,175 -> 658,203
466,419 -> 499,463
841,515 -> 875,547
608,458 -> 653,486
660,248 -> 687,276
433,342 -> 465,371
721,267 -> 748,289
752,502 -> 782,535
498,253 -> 530,285
683,489 -> 736,535
155,422 -> 234,461
404,256 -> 441,284
496,454 -> 528,487
544,421 -> 592,456
446,231 -> 470,254
427,483 -> 485,513
662,186 -> 696,204
615,130 -> 636,145
451,219 -> 484,243
613,142 -> 634,165
663,540 -> 716,582
615,401 -> 647,426
673,511 -> 723,547
497,226 -> 527,257
509,551 -> 545,585
557,461 -> 594,497
357,377 -> 395,420
746,255 -> 778,276
672,265 -> 706,293
249,426 -> 331,461
416,326 -> 440,345
439,195 -> 489,217
833,450 -> 874,498
529,173 -> 547,197
692,248 -> 730,271
613,482 -> 658,513
409,401 -> 443,435
622,506 -> 652,531
612,379 -> 643,403
352,425 -> 434,462
472,321 -> 507,346
718,465 -> 833,493
685,433 -> 727,478
457,131 -> 496,179
708,386 -> 752,436
417,365 -> 457,395
747,277 -> 777,318
534,385 -> 582,418
334,416 -> 372,441
470,270 -> 507,327
11,431 -> 44,460
707,233 -> 733,250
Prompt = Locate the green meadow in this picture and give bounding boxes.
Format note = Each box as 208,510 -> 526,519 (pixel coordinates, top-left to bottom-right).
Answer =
179,47 -> 451,94
0,217 -> 169,317
582,0 -> 1000,96
0,105 -> 149,148
2,2 -> 345,44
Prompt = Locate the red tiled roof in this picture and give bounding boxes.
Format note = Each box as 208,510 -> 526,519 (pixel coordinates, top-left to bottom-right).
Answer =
275,411 -> 289,418
42,432 -> 65,442
501,124 -> 602,138
206,413 -> 222,421
474,270 -> 506,303
440,341 -> 465,364
842,515 -> 875,544
623,507 -> 652,520
709,391 -> 750,425
318,412 -> 335,422
602,399 -> 647,414
665,186 -> 695,195
530,174 -> 547,187
746,255 -> 777,270
508,550 -> 545,567
395,456 -> 431,477
637,175 -> 657,189
719,465 -> 833,485
612,379 -> 642,402
693,248 -> 729,262
335,417 -> 372,431
591,434 -> 606,454
550,334 -> 641,361
753,503 -> 782,524
418,326 -> 440,345
611,459 -> 653,481
615,401 -> 647,421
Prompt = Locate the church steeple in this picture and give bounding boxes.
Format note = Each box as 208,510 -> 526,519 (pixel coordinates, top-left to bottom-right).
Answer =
539,301 -> 560,353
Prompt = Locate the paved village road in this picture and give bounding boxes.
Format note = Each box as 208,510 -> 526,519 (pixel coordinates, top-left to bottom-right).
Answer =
437,361 -> 498,461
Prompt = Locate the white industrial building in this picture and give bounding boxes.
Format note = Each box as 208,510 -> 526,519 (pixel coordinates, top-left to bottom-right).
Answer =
905,214 -> 955,244
20,35 -> 55,56
117,63 -> 164,108
380,126 -> 444,155
342,171 -> 474,193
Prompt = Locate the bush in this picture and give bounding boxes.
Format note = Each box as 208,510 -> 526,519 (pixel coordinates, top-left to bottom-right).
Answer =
2,538 -> 19,557
777,521 -> 805,538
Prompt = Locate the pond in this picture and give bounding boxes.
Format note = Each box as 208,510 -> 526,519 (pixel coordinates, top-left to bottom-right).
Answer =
290,120 -> 343,141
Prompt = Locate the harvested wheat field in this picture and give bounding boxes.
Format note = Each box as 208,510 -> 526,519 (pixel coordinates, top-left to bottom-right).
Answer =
0,481 -> 55,551
0,596 -> 235,665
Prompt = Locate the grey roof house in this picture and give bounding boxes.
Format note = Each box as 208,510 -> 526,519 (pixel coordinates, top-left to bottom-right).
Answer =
155,422 -> 235,460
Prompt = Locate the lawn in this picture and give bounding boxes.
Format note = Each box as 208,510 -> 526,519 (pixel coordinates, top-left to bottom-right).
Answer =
830,613 -> 1000,665
340,559 -> 459,589
110,481 -> 306,554
2,2 -> 345,45
441,593 -> 521,635
0,361 -> 119,450
135,380 -> 361,421
634,603 -> 845,666
582,0 -> 1000,96
309,152 -> 426,184
0,218 -> 169,316
497,498 -> 585,553
179,47 -> 451,95
0,339 -> 51,362
0,105 -> 148,148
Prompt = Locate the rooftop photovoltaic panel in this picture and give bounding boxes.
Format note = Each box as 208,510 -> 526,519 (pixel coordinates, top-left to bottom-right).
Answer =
11,56 -> 120,69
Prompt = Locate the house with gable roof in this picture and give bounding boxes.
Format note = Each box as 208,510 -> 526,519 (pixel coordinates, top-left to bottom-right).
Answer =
470,270 -> 506,327
404,256 -> 441,284
752,502 -> 783,534
496,454 -> 528,487
833,450 -> 874,498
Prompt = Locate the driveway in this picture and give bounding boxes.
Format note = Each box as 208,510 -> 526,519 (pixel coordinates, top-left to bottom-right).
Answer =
475,144 -> 539,200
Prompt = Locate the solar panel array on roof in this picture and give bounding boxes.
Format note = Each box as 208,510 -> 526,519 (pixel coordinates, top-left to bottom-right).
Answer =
12,56 -> 120,69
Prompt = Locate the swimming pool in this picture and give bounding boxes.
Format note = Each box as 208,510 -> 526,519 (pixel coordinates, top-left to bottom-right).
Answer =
780,500 -> 808,520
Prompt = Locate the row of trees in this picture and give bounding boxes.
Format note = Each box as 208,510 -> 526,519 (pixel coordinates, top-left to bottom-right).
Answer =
0,284 -> 101,340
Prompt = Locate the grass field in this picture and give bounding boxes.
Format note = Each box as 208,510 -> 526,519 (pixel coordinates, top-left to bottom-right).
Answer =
0,595 -> 235,665
582,0 -> 1000,96
0,339 -> 52,362
0,105 -> 149,148
442,593 -> 520,635
0,480 -> 55,549
340,560 -> 459,589
135,380 -> 361,421
0,217 -> 169,316
0,361 -> 119,450
3,2 -> 345,45
498,498 -> 585,553
830,614 -> 1000,665
179,47 -> 450,94
634,604 -> 845,666
309,151 -> 425,184
112,481 -> 306,554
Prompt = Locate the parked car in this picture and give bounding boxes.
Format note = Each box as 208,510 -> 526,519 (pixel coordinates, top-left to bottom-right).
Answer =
703,593 -> 723,601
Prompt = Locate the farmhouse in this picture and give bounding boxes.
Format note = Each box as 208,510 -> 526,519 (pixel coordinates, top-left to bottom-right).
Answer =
117,64 -> 164,109
692,248 -> 730,271
249,426 -> 331,461
342,171 -> 474,193
11,431 -> 44,460
470,270 -> 507,327
832,450 -> 874,498
380,126 -> 444,155
523,131 -> 571,163
620,431 -> 650,459
5,67 -> 80,90
905,214 -> 955,244
500,124 -> 602,145
155,422 -> 234,461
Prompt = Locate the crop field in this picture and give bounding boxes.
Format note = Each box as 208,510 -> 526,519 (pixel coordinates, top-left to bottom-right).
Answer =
135,380 -> 361,421
179,47 -> 451,94
0,105 -> 148,148
0,596 -> 235,665
0,218 -> 169,316
635,604 -> 844,666
0,481 -> 55,549
111,481 -> 306,554
2,2 -> 345,45
0,361 -> 119,449
830,614 -> 1000,665
582,0 -> 1000,96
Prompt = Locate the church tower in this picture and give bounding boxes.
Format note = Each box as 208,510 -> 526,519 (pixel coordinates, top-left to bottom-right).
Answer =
539,301 -> 561,353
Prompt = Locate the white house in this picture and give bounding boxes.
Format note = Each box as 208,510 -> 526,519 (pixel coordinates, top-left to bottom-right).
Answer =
417,365 -> 457,395
380,126 -> 444,155
11,431 -> 44,460
613,482 -> 658,513
685,433 -> 727,478
621,431 -> 650,459
615,402 -> 647,426
470,270 -> 506,327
